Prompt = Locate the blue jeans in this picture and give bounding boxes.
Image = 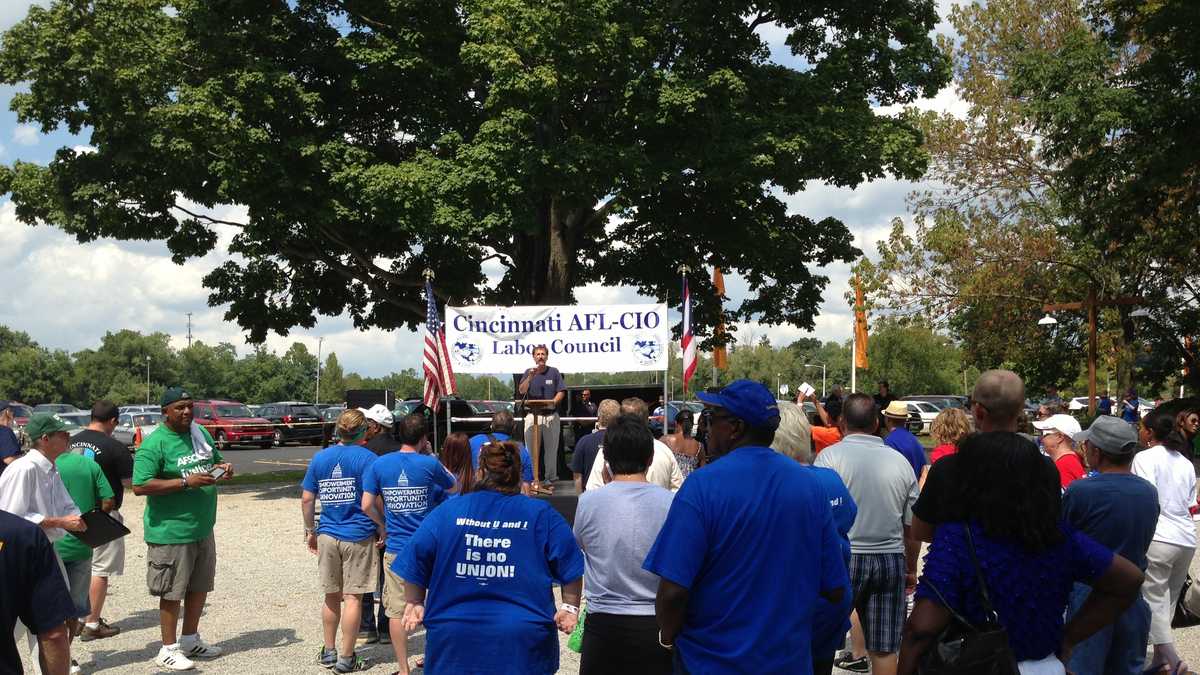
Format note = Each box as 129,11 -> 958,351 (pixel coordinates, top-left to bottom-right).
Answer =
1066,582 -> 1151,675
63,557 -> 92,618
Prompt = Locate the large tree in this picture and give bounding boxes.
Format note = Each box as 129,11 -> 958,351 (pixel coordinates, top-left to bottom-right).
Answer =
0,0 -> 947,342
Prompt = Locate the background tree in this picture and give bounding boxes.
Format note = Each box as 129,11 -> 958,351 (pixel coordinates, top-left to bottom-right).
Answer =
0,0 -> 947,344
317,353 -> 347,405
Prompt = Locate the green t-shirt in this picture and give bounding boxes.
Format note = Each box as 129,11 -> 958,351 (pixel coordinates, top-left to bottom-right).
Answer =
132,425 -> 224,545
54,453 -> 114,562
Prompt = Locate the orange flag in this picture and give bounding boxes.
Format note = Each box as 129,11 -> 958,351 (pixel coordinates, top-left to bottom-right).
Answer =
712,266 -> 729,370
854,276 -> 869,369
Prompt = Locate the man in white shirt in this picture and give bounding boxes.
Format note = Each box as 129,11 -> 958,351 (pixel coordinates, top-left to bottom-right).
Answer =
586,398 -> 683,492
0,413 -> 88,672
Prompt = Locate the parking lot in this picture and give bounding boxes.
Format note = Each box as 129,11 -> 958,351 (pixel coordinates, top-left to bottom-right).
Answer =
217,443 -> 324,476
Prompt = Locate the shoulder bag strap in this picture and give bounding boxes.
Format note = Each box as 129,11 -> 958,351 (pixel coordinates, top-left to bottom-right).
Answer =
963,523 -> 1001,624
921,577 -> 979,632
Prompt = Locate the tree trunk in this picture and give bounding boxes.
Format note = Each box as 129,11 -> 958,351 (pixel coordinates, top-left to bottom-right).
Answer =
514,197 -> 581,305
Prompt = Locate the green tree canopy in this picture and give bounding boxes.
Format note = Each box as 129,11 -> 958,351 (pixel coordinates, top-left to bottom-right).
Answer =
0,0 -> 947,344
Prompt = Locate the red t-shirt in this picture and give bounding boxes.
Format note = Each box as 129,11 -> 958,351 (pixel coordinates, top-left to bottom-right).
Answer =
1055,454 -> 1086,489
812,426 -> 842,454
929,443 -> 957,463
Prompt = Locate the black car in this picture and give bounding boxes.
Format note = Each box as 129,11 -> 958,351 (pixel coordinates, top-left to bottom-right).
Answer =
258,401 -> 324,446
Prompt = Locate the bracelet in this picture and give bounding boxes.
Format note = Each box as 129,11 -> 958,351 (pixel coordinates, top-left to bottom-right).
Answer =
559,603 -> 579,615
658,630 -> 674,650
304,527 -> 315,536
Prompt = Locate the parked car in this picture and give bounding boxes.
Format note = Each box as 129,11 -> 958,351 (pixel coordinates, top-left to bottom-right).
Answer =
192,399 -> 276,450
320,406 -> 345,447
34,403 -> 80,414
258,401 -> 324,446
120,404 -> 161,415
118,411 -> 162,448
59,412 -> 93,435
9,402 -> 33,428
905,401 -> 941,434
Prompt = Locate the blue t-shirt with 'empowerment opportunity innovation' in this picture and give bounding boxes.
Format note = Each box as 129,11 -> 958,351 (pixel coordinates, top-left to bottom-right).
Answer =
643,445 -> 848,674
364,451 -> 455,554
301,443 -> 378,542
393,489 -> 584,675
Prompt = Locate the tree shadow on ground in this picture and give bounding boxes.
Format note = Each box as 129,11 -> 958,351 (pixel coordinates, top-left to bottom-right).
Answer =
111,607 -> 161,633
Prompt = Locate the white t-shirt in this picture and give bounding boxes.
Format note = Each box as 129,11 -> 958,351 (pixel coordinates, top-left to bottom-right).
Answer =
585,439 -> 683,492
1132,444 -> 1198,548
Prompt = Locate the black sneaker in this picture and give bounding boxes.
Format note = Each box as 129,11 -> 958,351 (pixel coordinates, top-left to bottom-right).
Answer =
834,654 -> 870,673
378,631 -> 391,645
317,647 -> 338,669
356,629 -> 378,645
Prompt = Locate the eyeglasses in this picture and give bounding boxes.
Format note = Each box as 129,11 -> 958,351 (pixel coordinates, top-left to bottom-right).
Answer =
701,409 -> 738,426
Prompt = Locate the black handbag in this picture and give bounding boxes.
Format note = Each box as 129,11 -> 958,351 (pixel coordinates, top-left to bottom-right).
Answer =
919,525 -> 1020,675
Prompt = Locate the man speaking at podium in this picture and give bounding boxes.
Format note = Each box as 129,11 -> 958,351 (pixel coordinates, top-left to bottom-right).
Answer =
518,345 -> 566,490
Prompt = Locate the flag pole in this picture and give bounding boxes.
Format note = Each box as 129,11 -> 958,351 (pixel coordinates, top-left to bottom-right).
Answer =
425,268 -> 439,452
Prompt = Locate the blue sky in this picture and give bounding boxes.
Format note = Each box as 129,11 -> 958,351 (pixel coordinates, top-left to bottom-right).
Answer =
0,1 -> 963,377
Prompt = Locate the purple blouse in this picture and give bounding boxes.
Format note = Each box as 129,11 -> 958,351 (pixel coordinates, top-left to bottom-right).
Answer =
915,521 -> 1113,662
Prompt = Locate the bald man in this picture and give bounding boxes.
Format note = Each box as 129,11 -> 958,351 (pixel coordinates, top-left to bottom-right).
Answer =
910,370 -> 1029,542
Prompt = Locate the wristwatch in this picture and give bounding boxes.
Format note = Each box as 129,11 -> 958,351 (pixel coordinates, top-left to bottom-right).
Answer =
179,477 -> 188,490
658,630 -> 674,650
559,603 -> 579,615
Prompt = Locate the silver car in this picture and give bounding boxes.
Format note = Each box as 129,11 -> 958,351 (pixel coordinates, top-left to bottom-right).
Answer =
115,412 -> 163,447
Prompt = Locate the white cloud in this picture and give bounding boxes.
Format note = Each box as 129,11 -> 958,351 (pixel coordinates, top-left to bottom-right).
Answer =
0,1 -> 46,33
12,124 -> 39,146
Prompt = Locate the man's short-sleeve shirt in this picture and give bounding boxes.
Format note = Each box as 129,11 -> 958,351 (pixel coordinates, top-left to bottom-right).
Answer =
132,425 -> 224,545
0,426 -> 21,473
302,443 -> 379,542
884,427 -> 928,479
467,432 -> 534,483
526,366 -> 566,401
1063,473 -> 1158,570
814,434 -> 918,554
643,445 -> 847,674
54,453 -> 114,562
0,510 -> 76,674
363,452 -> 455,554
569,429 -> 605,487
70,429 -> 133,510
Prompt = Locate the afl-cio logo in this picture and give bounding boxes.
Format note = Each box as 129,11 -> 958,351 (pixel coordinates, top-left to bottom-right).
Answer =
451,340 -> 482,366
631,334 -> 662,366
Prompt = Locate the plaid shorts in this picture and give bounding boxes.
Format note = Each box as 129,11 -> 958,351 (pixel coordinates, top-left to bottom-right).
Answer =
849,552 -> 906,654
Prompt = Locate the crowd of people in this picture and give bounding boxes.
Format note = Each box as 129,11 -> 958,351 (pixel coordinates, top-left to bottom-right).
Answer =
2,356 -> 1200,675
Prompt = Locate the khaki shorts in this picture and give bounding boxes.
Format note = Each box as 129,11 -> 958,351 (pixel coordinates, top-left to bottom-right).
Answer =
147,534 -> 217,601
382,552 -> 409,618
92,510 -> 125,577
318,534 -> 378,595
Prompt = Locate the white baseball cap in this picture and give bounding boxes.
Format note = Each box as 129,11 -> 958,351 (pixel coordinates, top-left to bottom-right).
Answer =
358,404 -> 394,428
1032,413 -> 1082,437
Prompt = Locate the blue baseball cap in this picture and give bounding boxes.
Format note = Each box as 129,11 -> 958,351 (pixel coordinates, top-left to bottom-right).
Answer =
697,379 -> 781,429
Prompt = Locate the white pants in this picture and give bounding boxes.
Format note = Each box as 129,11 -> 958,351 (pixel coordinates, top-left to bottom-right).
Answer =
524,412 -> 561,482
1143,540 -> 1196,644
1018,654 -> 1064,675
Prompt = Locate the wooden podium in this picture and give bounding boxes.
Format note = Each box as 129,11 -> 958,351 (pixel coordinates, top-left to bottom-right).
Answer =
518,399 -> 557,495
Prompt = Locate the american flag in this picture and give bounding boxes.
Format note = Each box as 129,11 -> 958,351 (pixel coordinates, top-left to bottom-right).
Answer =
681,275 -> 696,393
423,280 -> 457,409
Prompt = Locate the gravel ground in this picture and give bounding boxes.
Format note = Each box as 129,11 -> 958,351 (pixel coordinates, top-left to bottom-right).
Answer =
20,483 -> 1200,674
21,483 -> 579,674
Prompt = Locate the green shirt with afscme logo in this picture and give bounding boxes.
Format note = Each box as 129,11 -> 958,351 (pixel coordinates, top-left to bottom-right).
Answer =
132,424 -> 224,545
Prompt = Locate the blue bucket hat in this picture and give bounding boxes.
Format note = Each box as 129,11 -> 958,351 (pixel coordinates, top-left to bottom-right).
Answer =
697,379 -> 781,429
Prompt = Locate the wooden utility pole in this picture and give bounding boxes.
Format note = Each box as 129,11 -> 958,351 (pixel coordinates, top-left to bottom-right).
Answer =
1042,290 -> 1143,417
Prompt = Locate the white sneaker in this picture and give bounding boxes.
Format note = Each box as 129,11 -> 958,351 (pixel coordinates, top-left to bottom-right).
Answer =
69,659 -> 82,675
154,646 -> 195,671
179,634 -> 222,659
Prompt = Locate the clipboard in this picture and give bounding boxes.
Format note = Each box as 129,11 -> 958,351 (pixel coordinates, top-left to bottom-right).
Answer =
74,509 -> 131,549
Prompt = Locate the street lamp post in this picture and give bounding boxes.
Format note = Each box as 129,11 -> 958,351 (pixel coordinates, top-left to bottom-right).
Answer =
804,363 -> 827,398
315,337 -> 323,405
145,356 -> 151,405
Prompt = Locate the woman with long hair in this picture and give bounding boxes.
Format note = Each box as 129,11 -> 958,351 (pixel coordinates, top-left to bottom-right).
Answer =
927,408 -> 971,464
438,432 -> 475,496
662,409 -> 703,478
394,441 -> 583,674
898,433 -> 1143,675
1133,407 -> 1198,675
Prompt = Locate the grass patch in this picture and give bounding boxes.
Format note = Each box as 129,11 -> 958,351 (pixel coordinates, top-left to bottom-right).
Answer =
224,469 -> 306,486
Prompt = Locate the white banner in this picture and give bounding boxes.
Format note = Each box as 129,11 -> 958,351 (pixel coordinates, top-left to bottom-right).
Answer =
444,304 -> 668,374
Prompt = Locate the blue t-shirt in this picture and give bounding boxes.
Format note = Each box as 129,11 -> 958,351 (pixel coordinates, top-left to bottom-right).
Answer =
1098,397 -> 1113,415
805,465 -> 857,657
363,452 -> 456,554
0,509 -> 76,675
525,366 -> 565,401
301,443 -> 378,542
1063,472 -> 1158,570
885,427 -> 927,478
467,432 -> 534,483
1122,398 -> 1140,423
642,446 -> 848,674
393,490 -> 584,675
0,426 -> 20,474
916,521 -> 1113,662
